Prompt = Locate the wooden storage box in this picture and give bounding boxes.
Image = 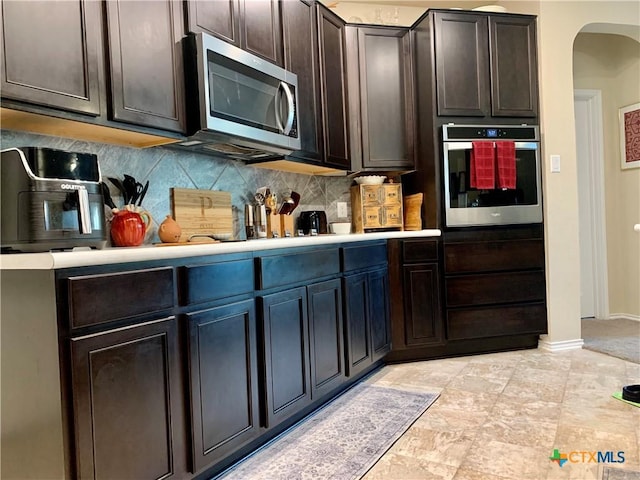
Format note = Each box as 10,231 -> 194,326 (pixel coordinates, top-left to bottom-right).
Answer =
351,183 -> 403,234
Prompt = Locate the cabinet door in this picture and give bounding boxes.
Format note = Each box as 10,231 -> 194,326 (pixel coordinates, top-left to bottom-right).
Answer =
403,263 -> 443,346
71,317 -> 186,480
307,279 -> 345,400
186,0 -> 241,46
105,0 -> 186,132
186,0 -> 282,65
0,0 -> 101,115
343,273 -> 371,376
242,0 -> 283,66
368,268 -> 391,362
260,287 -> 311,428
187,300 -> 260,472
489,15 -> 538,117
317,5 -> 350,169
282,0 -> 324,163
353,27 -> 415,170
434,12 -> 490,117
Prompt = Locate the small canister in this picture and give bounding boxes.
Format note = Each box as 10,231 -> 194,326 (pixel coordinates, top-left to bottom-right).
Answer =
245,204 -> 255,239
254,204 -> 267,238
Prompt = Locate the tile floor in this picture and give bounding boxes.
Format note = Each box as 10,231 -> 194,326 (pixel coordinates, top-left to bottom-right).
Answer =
361,348 -> 640,480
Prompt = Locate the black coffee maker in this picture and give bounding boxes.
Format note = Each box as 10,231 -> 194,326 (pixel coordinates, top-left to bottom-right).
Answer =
298,211 -> 328,235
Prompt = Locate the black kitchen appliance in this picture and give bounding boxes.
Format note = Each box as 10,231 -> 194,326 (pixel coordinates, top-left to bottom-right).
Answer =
298,211 -> 328,235
1,147 -> 107,252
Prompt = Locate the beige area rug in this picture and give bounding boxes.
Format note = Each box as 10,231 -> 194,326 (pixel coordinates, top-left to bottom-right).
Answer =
582,318 -> 640,364
216,383 -> 439,480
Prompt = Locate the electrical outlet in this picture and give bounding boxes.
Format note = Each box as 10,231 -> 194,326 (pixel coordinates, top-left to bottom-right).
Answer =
337,202 -> 348,218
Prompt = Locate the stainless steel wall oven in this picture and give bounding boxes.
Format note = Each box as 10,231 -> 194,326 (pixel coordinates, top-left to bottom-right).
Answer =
442,124 -> 542,227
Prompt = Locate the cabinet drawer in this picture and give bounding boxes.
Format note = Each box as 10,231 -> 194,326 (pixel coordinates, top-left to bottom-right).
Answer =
445,239 -> 544,273
383,206 -> 402,226
446,271 -> 545,307
403,239 -> 438,263
361,185 -> 382,204
257,249 -> 340,290
341,243 -> 387,272
180,259 -> 254,306
382,184 -> 402,205
67,267 -> 174,329
447,303 -> 547,340
363,207 -> 382,227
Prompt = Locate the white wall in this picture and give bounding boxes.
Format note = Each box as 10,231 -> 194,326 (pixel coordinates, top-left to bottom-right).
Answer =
573,33 -> 640,319
537,1 -> 640,343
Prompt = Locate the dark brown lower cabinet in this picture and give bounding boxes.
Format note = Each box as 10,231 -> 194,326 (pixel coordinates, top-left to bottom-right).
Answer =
343,272 -> 370,376
308,279 -> 346,399
402,263 -> 443,346
444,226 -> 547,342
388,238 -> 444,359
29,244 -> 391,480
343,266 -> 390,377
186,299 -> 260,472
259,287 -> 311,428
70,316 -> 186,480
369,268 -> 392,361
387,233 -> 545,363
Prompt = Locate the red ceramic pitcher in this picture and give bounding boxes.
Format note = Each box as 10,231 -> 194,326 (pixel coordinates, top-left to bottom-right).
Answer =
110,209 -> 151,247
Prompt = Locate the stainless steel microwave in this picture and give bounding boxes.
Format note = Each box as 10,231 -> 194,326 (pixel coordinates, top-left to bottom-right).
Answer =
442,125 -> 543,228
178,32 -> 300,160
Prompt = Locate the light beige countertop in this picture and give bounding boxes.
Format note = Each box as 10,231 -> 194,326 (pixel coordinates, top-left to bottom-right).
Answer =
0,229 -> 441,270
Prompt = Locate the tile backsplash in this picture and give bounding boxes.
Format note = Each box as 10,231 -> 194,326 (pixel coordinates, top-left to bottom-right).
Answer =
0,130 -> 353,242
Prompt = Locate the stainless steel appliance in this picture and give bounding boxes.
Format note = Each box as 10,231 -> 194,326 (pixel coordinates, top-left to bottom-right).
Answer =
442,125 -> 542,227
1,147 -> 107,252
177,32 -> 300,160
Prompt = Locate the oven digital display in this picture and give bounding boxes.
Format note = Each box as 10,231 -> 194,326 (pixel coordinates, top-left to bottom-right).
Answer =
487,129 -> 498,138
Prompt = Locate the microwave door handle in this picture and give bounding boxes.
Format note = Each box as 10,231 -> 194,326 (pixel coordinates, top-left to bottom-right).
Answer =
275,84 -> 284,133
276,82 -> 295,135
77,188 -> 92,234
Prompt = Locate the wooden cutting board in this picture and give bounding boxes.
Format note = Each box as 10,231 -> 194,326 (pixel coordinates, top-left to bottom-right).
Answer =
170,188 -> 233,242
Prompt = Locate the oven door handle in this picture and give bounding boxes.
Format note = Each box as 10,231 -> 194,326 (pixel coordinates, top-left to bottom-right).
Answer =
444,142 -> 539,151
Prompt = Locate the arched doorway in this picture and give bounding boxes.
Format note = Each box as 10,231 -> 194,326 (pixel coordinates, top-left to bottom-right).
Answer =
573,27 -> 640,360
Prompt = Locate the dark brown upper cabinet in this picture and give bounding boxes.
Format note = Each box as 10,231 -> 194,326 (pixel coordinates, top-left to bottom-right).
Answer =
185,0 -> 283,66
0,0 -> 187,138
281,0 -> 324,164
316,5 -> 351,169
0,0 -> 102,116
433,11 -> 538,118
105,0 -> 186,133
345,25 -> 415,171
488,15 -> 538,117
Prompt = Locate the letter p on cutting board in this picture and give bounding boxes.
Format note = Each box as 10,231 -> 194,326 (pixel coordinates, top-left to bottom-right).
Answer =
171,188 -> 233,242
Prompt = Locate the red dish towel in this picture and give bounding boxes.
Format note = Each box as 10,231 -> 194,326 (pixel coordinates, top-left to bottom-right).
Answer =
496,141 -> 516,189
470,141 -> 495,189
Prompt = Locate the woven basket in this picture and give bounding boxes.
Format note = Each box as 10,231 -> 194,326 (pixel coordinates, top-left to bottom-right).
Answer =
403,193 -> 423,231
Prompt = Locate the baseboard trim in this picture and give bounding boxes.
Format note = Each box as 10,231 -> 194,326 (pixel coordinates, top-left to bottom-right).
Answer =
608,313 -> 640,322
538,338 -> 584,352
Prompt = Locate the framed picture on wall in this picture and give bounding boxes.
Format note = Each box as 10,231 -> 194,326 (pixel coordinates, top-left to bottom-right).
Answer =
619,102 -> 640,170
